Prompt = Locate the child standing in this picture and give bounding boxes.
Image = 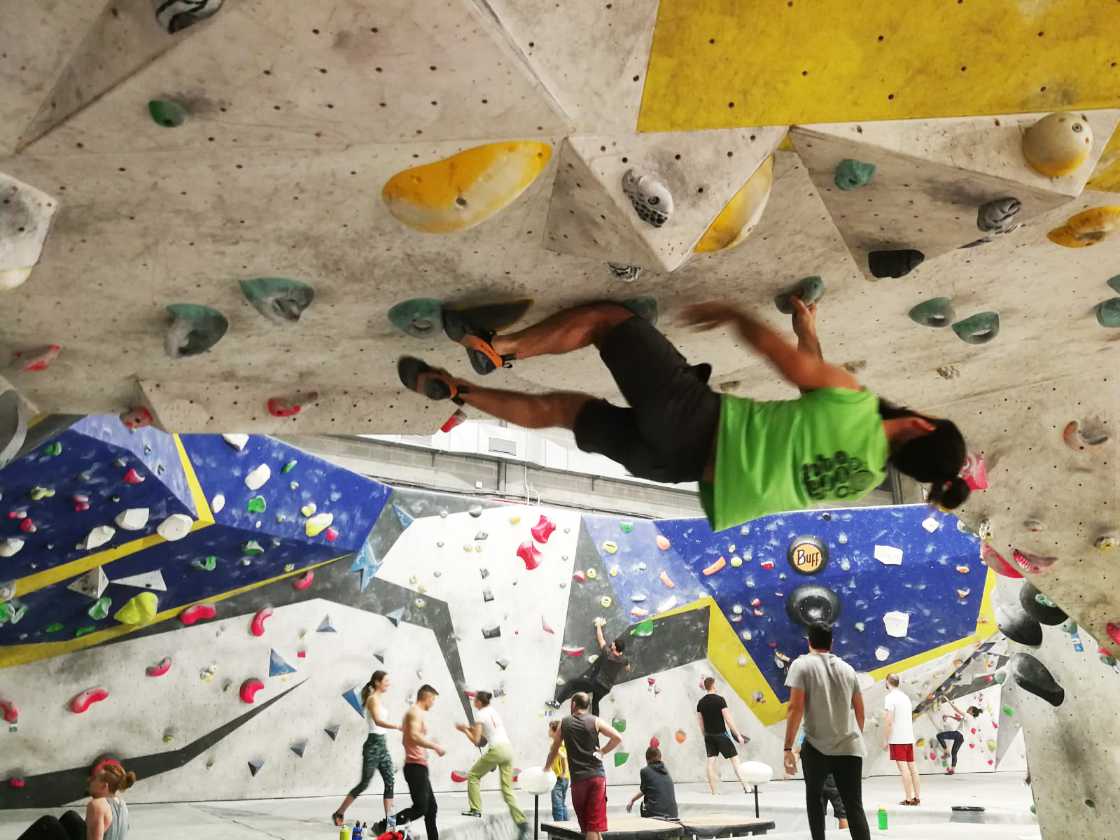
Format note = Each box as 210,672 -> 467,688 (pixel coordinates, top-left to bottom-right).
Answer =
548,720 -> 570,820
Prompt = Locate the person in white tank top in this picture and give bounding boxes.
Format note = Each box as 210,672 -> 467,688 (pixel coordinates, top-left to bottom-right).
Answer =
334,670 -> 400,826
456,691 -> 529,839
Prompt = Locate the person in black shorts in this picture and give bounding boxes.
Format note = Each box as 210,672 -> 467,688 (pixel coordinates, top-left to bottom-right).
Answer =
696,677 -> 752,794
396,301 -> 970,531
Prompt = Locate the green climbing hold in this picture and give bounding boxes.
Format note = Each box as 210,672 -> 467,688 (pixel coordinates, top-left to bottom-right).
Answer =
952,312 -> 1000,345
42,442 -> 62,457
1002,704 -> 1014,716
282,460 -> 298,474
88,596 -> 111,621
388,298 -> 445,338
1096,298 -> 1120,327
45,622 -> 64,633
0,604 -> 9,623
165,304 -> 229,358
774,276 -> 825,314
630,618 -> 655,638
619,521 -> 633,534
192,555 -> 217,572
75,625 -> 97,637
614,751 -> 630,767
612,717 -> 627,733
242,540 -> 264,556
247,496 -> 267,514
908,297 -> 955,328
1035,593 -> 1057,608
148,99 -> 188,128
1107,275 -> 1120,295
29,486 -> 55,500
834,159 -> 876,191
240,278 -> 315,324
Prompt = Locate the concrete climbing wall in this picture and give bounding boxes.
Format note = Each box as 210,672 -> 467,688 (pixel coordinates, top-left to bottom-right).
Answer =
1,422 -> 1027,809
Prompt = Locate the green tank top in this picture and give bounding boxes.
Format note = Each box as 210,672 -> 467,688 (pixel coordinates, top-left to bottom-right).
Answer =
699,388 -> 888,531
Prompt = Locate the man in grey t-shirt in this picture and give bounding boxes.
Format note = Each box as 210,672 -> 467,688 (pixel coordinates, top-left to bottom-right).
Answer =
783,622 -> 870,840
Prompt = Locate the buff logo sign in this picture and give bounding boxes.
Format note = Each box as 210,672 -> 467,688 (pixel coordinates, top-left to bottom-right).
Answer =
788,536 -> 827,575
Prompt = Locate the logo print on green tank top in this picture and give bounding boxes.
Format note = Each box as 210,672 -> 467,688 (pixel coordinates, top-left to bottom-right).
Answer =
800,451 -> 875,500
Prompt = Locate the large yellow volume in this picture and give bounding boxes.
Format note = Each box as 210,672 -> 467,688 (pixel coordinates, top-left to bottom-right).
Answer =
1047,206 -> 1120,248
382,142 -> 552,233
695,156 -> 774,253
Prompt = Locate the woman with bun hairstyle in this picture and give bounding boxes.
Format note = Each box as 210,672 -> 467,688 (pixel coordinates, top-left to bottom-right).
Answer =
333,670 -> 399,827
18,760 -> 135,840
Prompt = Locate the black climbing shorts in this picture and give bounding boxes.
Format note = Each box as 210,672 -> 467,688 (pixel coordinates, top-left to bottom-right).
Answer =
704,733 -> 739,759
573,315 -> 719,484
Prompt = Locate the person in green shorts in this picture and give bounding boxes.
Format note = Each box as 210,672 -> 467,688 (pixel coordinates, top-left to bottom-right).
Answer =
457,691 -> 530,840
397,298 -> 970,528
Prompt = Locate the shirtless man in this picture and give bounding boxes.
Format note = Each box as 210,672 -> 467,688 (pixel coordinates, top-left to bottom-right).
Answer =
375,685 -> 445,839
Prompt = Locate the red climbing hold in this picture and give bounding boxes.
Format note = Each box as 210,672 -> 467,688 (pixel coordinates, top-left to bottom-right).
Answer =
450,770 -> 468,783
251,608 -> 273,637
562,645 -> 586,657
324,527 -> 339,543
70,687 -> 110,714
542,616 -> 555,634
440,409 -> 466,433
293,570 -> 315,591
146,657 -> 172,677
122,468 -> 145,485
1011,548 -> 1057,574
267,393 -> 317,418
8,777 -> 25,789
531,514 -> 556,544
981,543 -> 1022,579
13,344 -> 61,373
0,698 -> 19,723
1106,623 -> 1120,645
240,678 -> 265,704
72,494 -> 90,512
179,603 -> 217,625
19,517 -> 35,533
517,540 -> 543,570
649,736 -> 660,749
959,452 -> 988,491
119,406 -> 154,430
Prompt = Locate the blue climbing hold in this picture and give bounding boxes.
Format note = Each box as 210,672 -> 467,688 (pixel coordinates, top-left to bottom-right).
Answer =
342,686 -> 364,717
268,649 -> 297,677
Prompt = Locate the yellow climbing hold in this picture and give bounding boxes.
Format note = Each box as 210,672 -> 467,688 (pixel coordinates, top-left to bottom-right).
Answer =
305,512 -> 334,537
382,141 -> 553,233
300,502 -> 317,517
694,156 -> 774,253
586,568 -> 598,580
602,541 -> 618,555
1023,113 -> 1093,178
609,566 -> 620,577
1048,206 -> 1120,248
114,592 -> 159,625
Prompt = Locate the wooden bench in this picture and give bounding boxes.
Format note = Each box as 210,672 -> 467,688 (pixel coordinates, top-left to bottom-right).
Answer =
541,813 -> 775,839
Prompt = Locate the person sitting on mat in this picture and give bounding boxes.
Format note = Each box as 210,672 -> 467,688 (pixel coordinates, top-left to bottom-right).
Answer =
19,760 -> 135,840
626,746 -> 679,821
397,298 -> 970,531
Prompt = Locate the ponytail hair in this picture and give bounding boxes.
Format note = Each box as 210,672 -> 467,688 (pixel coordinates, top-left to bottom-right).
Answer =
361,670 -> 388,705
97,763 -> 137,793
879,398 -> 970,510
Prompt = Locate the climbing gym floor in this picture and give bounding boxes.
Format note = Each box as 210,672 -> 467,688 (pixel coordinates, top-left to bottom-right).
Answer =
0,773 -> 1037,839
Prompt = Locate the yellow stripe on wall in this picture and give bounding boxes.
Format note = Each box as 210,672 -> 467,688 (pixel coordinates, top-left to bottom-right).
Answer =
639,0 -> 1120,132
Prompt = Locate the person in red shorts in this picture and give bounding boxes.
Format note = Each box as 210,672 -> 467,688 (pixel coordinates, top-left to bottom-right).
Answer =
882,674 -> 920,806
543,692 -> 622,839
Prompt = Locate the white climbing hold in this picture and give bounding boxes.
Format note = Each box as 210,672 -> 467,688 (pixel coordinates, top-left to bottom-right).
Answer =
245,464 -> 271,491
921,516 -> 940,533
0,174 -> 58,292
67,567 -> 109,600
0,538 -> 24,557
211,494 -> 225,514
82,525 -> 116,551
874,645 -> 890,662
222,433 -> 249,451
621,169 -> 674,228
874,545 -> 903,566
882,611 -> 910,638
157,514 -> 193,541
114,508 -> 150,531
111,570 -> 168,592
1023,113 -> 1093,177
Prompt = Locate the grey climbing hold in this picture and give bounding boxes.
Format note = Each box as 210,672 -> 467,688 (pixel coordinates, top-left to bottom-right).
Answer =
833,159 -> 876,191
869,249 -> 925,279
785,585 -> 841,627
621,169 -> 673,228
385,607 -> 405,627
1009,652 -> 1065,707
976,197 -> 1022,235
482,588 -> 494,603
239,277 -> 315,324
908,297 -> 955,328
608,263 -> 642,282
164,304 -> 229,358
324,724 -> 340,740
480,568 -> 490,579
317,615 -> 336,633
290,741 -> 307,758
1019,581 -> 1067,625
247,758 -> 265,777
952,312 -> 1000,345
0,389 -> 29,471
481,624 -> 501,639
1095,298 -> 1120,327
154,0 -> 225,33
996,604 -> 1043,647
774,276 -> 825,314
148,100 -> 188,128
496,657 -> 510,670
67,567 -> 109,600
468,504 -> 483,518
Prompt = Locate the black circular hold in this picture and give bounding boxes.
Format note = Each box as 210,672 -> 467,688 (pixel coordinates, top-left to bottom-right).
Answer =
1019,581 -> 1067,625
996,604 -> 1043,647
786,584 -> 842,628
1010,652 -> 1065,707
787,535 -> 828,575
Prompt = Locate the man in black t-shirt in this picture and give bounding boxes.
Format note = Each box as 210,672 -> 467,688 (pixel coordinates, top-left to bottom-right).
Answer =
696,676 -> 752,794
553,619 -> 631,717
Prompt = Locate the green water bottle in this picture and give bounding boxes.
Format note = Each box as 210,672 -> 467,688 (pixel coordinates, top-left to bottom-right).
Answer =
338,822 -> 349,840
877,807 -> 888,830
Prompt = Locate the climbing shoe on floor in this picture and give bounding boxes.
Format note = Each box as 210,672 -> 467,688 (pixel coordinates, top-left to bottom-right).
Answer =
442,309 -> 515,375
397,357 -> 467,405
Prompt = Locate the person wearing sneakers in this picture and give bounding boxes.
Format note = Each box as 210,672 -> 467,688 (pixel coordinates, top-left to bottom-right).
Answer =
374,685 -> 445,840
882,674 -> 920,806
543,692 -> 623,840
932,697 -> 981,774
456,691 -> 530,839
397,298 -> 970,531
696,677 -> 753,795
